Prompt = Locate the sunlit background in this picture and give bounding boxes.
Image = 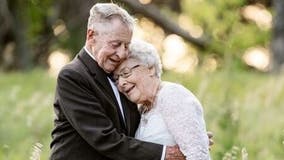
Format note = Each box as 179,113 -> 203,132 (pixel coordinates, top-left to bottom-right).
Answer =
47,3 -> 273,76
1,0 -> 284,160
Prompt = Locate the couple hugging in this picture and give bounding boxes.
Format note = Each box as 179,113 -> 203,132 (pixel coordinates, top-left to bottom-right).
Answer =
50,3 -> 212,160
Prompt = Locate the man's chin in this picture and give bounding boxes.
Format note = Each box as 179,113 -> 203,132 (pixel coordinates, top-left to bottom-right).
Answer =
104,66 -> 116,73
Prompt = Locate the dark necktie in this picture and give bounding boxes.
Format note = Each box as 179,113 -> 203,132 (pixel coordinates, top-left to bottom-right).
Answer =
106,73 -> 115,82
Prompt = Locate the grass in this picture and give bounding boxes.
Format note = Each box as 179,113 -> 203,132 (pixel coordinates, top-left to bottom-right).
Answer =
0,68 -> 283,159
163,69 -> 284,160
0,69 -> 55,160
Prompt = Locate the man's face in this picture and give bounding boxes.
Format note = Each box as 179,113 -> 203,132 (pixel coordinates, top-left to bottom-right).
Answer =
88,19 -> 132,73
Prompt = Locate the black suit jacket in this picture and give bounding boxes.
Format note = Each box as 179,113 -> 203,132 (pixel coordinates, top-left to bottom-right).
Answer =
50,49 -> 163,160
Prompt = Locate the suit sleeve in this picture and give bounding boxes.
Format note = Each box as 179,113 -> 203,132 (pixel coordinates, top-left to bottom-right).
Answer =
57,68 -> 163,160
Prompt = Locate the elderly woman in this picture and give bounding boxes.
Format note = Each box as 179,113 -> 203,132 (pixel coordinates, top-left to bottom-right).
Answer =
113,40 -> 211,160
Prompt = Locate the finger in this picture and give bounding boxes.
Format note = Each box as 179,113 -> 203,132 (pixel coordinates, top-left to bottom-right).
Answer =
209,139 -> 214,146
207,131 -> 213,138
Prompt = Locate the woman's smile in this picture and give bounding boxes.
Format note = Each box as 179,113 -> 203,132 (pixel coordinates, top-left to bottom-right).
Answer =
125,85 -> 135,95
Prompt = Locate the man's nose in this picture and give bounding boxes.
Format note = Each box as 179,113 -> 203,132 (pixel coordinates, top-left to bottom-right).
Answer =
116,44 -> 128,59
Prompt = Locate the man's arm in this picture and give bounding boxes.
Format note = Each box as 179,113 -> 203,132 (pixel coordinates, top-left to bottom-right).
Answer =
57,68 -> 163,160
164,131 -> 213,160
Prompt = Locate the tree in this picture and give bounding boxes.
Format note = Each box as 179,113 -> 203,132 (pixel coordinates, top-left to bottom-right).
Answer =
0,0 -> 14,70
271,0 -> 284,72
0,0 -> 275,72
0,0 -> 50,70
120,0 -> 207,48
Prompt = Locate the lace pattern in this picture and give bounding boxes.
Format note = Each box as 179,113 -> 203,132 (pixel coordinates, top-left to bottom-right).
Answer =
135,81 -> 210,160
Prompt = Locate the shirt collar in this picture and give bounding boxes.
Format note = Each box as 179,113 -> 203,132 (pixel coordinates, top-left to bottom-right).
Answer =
84,46 -> 96,61
83,46 -> 113,79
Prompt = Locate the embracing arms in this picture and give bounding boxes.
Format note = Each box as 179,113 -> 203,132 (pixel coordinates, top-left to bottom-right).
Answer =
53,67 -> 163,160
160,83 -> 211,160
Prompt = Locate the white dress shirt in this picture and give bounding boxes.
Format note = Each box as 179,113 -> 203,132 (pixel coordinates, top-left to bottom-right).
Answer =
84,47 -> 166,160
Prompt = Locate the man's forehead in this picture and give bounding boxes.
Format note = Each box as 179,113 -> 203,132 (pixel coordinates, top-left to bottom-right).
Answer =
99,30 -> 131,42
96,19 -> 132,33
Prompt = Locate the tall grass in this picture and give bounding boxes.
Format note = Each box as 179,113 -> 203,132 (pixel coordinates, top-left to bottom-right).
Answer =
0,69 -> 283,159
0,69 -> 55,160
163,69 -> 284,160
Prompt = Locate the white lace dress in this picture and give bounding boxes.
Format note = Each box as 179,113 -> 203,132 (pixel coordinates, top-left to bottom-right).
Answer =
135,82 -> 210,160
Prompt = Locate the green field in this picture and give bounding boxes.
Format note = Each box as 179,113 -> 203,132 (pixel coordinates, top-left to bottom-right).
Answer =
0,69 -> 283,160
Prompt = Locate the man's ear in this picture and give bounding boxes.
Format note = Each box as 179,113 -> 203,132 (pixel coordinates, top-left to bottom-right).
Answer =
86,29 -> 97,42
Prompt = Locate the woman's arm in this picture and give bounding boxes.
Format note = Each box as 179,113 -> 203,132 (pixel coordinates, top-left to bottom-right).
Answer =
160,83 -> 210,160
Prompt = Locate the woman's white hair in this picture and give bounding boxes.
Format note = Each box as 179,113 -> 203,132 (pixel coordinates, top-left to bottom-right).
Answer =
129,39 -> 163,78
87,3 -> 135,31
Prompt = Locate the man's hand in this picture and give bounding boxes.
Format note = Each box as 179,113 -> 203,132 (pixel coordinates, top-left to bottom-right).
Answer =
207,131 -> 214,149
165,131 -> 213,160
165,145 -> 185,160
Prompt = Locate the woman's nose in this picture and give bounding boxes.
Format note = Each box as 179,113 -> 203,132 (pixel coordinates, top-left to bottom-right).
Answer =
117,77 -> 127,87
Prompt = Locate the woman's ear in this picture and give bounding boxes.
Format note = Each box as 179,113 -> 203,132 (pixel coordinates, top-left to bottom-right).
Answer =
148,66 -> 156,77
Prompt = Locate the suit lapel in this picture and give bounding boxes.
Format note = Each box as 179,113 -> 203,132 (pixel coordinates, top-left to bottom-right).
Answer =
120,94 -> 130,134
77,49 -> 118,107
77,49 -> 128,133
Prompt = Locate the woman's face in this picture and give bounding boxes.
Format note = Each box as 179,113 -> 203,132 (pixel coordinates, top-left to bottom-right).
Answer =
114,58 -> 155,104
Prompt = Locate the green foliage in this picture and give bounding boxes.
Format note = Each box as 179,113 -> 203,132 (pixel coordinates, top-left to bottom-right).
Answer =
163,69 -> 284,160
25,0 -> 54,42
3,0 -> 272,71
1,69 -> 284,159
181,0 -> 271,68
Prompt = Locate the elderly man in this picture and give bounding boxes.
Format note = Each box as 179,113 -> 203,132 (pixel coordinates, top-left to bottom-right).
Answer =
50,3 -> 185,160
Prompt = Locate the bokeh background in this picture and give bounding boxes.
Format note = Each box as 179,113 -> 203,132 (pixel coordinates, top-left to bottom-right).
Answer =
1,0 -> 284,159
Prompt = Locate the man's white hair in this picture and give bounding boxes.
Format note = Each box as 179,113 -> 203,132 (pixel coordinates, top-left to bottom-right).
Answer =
129,39 -> 163,78
87,3 -> 135,32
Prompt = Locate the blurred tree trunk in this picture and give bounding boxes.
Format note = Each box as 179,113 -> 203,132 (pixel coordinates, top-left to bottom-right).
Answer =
271,0 -> 284,72
0,0 -> 13,70
0,0 -> 33,71
120,0 -> 207,48
148,0 -> 182,13
0,0 -> 12,46
32,17 -> 54,68
12,0 -> 33,70
56,0 -> 93,52
247,0 -> 272,6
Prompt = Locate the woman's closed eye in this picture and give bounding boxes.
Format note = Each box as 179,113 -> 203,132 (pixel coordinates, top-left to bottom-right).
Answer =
113,65 -> 141,82
113,70 -> 131,82
121,71 -> 131,78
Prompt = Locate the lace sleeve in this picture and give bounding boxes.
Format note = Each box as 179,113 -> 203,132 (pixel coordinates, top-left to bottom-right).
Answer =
159,84 -> 210,160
